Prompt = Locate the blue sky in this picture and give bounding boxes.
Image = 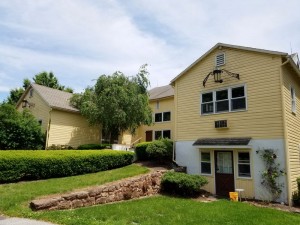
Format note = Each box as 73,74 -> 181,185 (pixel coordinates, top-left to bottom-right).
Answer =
0,0 -> 299,101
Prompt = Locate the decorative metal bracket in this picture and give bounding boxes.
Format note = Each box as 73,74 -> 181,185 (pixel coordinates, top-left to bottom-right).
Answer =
203,69 -> 240,87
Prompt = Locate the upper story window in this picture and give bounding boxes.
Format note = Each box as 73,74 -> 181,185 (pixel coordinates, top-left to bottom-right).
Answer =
291,86 -> 296,114
154,130 -> 171,140
156,101 -> 160,109
154,111 -> 171,122
201,85 -> 246,115
29,89 -> 34,98
215,53 -> 225,67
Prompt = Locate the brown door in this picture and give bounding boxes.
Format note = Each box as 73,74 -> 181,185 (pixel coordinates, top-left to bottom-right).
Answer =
215,151 -> 234,197
145,131 -> 153,142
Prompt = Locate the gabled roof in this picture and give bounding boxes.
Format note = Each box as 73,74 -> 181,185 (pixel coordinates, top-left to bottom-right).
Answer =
170,43 -> 288,84
149,85 -> 174,100
17,83 -> 79,113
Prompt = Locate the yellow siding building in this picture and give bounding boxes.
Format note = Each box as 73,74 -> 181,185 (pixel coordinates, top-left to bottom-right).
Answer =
137,85 -> 174,142
171,43 -> 300,205
16,83 -> 100,149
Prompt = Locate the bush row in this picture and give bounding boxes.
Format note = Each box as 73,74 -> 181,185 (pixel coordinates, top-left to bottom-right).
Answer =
134,139 -> 173,162
161,171 -> 208,196
77,143 -> 112,150
0,150 -> 133,183
292,177 -> 300,206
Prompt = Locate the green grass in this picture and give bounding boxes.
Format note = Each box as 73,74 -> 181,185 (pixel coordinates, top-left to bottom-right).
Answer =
1,164 -> 300,225
0,164 -> 149,217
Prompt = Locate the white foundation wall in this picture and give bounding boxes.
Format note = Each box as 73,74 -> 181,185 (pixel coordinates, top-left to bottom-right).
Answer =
175,139 -> 288,203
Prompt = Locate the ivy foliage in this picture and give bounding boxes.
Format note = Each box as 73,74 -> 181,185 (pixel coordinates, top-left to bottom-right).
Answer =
0,104 -> 45,150
258,149 -> 285,201
70,65 -> 152,143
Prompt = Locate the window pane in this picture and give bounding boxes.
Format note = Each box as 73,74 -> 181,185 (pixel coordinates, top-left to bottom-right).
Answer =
163,112 -> 171,121
163,130 -> 171,139
216,90 -> 228,100
216,100 -> 229,112
201,103 -> 214,114
201,162 -> 211,174
202,92 -> 213,103
155,113 -> 162,122
232,98 -> 246,110
238,153 -> 250,163
238,164 -> 251,177
201,152 -> 210,162
232,86 -> 245,98
154,131 -> 162,140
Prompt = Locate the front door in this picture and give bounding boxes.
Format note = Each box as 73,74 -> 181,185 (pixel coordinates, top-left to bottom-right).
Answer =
215,151 -> 234,196
145,131 -> 153,142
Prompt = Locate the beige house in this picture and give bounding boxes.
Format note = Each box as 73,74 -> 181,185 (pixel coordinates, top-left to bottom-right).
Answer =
171,43 -> 300,204
134,85 -> 174,143
16,83 -> 100,149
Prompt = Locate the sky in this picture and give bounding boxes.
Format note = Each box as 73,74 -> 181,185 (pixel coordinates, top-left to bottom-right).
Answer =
0,0 -> 299,101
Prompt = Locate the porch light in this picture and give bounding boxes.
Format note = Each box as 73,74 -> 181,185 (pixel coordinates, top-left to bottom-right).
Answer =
203,68 -> 240,87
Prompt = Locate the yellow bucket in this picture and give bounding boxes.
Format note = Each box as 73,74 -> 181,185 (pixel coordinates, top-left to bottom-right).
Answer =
229,192 -> 238,201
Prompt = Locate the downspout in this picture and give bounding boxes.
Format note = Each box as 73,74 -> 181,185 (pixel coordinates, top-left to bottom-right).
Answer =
280,58 -> 292,205
45,108 -> 52,150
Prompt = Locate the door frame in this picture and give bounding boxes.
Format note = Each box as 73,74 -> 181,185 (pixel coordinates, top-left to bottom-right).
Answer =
214,150 -> 235,196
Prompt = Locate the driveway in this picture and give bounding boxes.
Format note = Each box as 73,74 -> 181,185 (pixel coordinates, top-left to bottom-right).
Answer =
0,216 -> 57,225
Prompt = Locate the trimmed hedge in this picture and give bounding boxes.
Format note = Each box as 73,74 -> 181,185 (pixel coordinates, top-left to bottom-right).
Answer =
134,142 -> 151,161
146,139 -> 173,162
292,177 -> 300,206
77,144 -> 112,150
161,171 -> 208,196
0,150 -> 133,183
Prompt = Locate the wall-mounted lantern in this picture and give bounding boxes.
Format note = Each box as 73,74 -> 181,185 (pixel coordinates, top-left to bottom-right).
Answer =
203,68 -> 240,87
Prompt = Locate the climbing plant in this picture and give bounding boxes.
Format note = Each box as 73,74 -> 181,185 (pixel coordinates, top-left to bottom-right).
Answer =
257,149 -> 285,201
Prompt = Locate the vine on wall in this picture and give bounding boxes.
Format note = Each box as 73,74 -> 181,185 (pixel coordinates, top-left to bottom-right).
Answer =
257,149 -> 285,201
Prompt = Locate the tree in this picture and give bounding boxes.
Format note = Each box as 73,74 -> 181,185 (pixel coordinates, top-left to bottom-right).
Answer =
71,64 -> 152,143
6,72 -> 73,105
0,104 -> 45,150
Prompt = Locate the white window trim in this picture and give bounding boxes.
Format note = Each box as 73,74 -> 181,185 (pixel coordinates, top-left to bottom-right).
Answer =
291,86 -> 296,114
200,151 -> 212,175
200,84 -> 247,115
154,111 -> 171,123
237,151 -> 252,179
154,130 -> 171,140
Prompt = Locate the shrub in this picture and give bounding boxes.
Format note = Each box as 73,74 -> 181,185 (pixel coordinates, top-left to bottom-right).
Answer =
146,139 -> 173,162
292,178 -> 300,206
161,171 -> 208,196
46,144 -> 73,150
77,143 -> 112,150
0,150 -> 133,183
0,104 -> 45,150
134,142 -> 151,161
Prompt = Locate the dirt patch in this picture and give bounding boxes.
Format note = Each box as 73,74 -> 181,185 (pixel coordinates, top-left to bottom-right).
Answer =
134,161 -> 172,171
245,200 -> 300,213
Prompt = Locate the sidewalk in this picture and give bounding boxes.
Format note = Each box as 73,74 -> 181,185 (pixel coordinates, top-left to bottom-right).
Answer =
0,216 -> 57,225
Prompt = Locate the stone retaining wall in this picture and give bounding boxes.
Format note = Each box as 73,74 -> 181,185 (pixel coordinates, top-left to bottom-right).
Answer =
30,170 -> 165,211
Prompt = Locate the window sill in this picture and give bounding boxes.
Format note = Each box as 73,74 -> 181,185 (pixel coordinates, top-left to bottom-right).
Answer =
236,177 -> 252,180
200,173 -> 213,177
201,109 -> 247,116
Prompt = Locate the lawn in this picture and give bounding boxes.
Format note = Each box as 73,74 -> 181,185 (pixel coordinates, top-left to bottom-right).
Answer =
1,164 -> 300,225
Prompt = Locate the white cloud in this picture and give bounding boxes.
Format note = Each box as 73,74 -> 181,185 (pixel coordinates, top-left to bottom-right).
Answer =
0,0 -> 299,101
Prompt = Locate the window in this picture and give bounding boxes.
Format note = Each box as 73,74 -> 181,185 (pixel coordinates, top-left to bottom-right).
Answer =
201,85 -> 246,115
155,113 -> 162,122
238,152 -> 251,177
216,53 -> 225,67
201,92 -> 213,114
201,152 -> 211,174
154,112 -> 171,122
154,130 -> 171,140
29,89 -> 34,98
291,87 -> 296,113
38,119 -> 43,126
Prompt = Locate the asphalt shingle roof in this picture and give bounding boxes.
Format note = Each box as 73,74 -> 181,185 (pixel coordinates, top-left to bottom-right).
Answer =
193,137 -> 252,146
149,85 -> 174,100
31,83 -> 79,112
